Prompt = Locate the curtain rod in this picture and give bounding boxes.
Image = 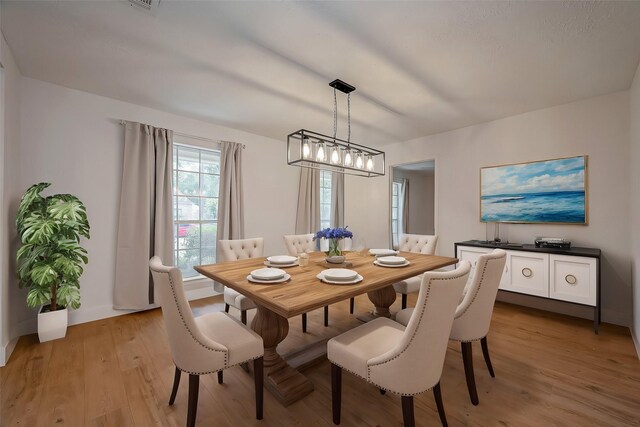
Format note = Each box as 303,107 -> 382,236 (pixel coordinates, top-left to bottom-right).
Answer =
119,120 -> 245,149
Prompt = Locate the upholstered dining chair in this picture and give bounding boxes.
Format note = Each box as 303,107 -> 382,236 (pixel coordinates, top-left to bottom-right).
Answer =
149,256 -> 264,427
328,261 -> 470,427
283,233 -> 356,332
396,249 -> 507,406
392,234 -> 439,309
218,237 -> 264,325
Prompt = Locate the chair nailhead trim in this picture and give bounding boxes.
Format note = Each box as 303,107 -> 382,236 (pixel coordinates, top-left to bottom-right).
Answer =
166,273 -> 227,367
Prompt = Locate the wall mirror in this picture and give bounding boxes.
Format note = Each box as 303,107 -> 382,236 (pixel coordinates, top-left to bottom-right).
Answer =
389,160 -> 436,249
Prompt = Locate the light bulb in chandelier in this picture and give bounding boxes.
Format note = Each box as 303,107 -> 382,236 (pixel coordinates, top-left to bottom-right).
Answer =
302,139 -> 311,159
331,146 -> 340,164
316,142 -> 326,162
344,149 -> 353,167
366,156 -> 374,171
355,152 -> 364,169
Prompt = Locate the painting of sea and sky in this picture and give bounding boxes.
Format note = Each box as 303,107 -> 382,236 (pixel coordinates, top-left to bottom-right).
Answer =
480,156 -> 587,224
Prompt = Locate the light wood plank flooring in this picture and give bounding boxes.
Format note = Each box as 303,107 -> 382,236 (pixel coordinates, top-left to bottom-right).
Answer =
2,295 -> 639,426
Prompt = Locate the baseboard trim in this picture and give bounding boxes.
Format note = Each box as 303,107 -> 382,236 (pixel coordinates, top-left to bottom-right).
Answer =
1,285 -> 220,366
632,329 -> 640,360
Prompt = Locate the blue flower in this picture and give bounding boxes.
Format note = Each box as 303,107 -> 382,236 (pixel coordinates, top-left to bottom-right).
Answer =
313,226 -> 353,240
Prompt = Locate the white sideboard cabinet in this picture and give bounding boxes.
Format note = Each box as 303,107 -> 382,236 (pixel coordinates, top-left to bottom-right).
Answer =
454,241 -> 601,333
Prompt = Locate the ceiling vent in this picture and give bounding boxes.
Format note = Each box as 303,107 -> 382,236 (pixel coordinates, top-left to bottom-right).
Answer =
126,0 -> 160,14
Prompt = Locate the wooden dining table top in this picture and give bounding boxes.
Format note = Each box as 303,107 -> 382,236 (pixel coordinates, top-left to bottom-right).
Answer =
195,251 -> 458,319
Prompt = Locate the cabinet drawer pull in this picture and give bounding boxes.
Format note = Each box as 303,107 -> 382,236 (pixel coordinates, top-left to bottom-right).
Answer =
565,274 -> 577,285
521,267 -> 533,278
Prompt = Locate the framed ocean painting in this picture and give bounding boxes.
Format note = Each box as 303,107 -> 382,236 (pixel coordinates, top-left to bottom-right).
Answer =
480,155 -> 588,224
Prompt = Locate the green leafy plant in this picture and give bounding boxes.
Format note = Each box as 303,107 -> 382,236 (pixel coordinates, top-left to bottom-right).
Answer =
16,183 -> 90,311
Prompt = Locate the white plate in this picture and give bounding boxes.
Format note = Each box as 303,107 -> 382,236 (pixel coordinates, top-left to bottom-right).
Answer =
267,255 -> 298,265
322,268 -> 358,281
316,272 -> 363,285
376,256 -> 407,265
264,260 -> 299,268
250,267 -> 286,280
247,273 -> 291,284
374,260 -> 411,268
369,248 -> 398,257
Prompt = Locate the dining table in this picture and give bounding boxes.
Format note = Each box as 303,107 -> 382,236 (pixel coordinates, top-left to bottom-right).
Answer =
194,250 -> 458,406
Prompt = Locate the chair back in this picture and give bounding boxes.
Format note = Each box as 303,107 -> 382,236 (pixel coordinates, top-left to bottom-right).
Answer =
367,261 -> 470,395
283,234 -> 315,256
149,257 -> 227,373
398,234 -> 438,255
218,237 -> 264,262
450,249 -> 506,342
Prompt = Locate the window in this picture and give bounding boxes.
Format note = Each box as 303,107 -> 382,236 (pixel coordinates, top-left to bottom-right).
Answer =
391,181 -> 402,248
320,170 -> 332,229
173,144 -> 220,278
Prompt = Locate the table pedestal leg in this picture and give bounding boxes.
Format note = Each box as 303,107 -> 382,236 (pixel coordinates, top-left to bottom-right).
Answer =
251,305 -> 314,406
357,285 -> 397,322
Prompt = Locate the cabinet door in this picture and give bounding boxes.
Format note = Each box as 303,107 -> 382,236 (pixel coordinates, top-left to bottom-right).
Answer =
456,246 -> 510,288
549,255 -> 596,306
504,253 -> 549,297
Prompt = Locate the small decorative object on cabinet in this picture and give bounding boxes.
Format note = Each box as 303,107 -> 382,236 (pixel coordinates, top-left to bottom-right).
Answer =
16,183 -> 91,342
454,240 -> 601,333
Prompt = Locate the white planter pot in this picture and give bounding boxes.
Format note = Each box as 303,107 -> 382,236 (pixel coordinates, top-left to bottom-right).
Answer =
38,306 -> 68,343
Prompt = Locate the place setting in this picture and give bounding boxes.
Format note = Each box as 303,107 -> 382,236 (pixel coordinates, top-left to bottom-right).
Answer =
264,255 -> 299,268
368,248 -> 399,257
316,268 -> 363,285
373,255 -> 410,268
247,267 -> 291,284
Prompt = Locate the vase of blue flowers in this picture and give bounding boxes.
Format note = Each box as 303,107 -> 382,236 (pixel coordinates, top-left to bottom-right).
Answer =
314,226 -> 353,263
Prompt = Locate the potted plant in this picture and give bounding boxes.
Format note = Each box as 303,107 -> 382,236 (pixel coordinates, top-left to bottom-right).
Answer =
16,182 -> 90,342
313,226 -> 353,264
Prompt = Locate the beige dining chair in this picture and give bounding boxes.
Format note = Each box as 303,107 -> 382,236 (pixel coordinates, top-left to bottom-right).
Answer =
218,237 -> 264,324
283,233 -> 356,332
328,261 -> 470,427
392,234 -> 439,309
149,256 -> 264,427
397,249 -> 506,406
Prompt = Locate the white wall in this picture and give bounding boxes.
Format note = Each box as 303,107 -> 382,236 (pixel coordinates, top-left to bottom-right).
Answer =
1,36 -> 24,366
9,77 -> 299,346
392,169 -> 435,235
630,61 -> 640,353
347,92 -> 632,326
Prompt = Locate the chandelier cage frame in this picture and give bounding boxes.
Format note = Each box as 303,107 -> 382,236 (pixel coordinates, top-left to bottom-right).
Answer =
286,79 -> 386,178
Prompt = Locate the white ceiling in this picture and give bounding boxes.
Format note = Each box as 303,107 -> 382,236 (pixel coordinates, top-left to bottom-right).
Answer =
3,1 -> 640,146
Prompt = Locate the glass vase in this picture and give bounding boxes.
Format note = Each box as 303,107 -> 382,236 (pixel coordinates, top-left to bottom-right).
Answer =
326,238 -> 342,257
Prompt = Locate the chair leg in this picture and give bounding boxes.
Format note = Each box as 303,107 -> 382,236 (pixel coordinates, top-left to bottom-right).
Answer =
401,294 -> 408,310
169,367 -> 181,405
217,371 -> 223,384
224,303 -> 230,313
401,396 -> 415,427
349,297 -> 355,314
481,336 -> 495,378
187,374 -> 199,427
461,342 -> 479,405
324,306 -> 329,327
241,310 -> 247,325
254,357 -> 264,420
433,382 -> 448,427
302,313 -> 307,333
331,363 -> 342,425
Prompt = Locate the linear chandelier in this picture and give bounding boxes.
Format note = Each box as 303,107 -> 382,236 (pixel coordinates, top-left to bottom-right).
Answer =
287,79 -> 385,177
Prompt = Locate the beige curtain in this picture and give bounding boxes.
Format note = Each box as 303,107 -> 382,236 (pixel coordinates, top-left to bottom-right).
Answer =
295,168 -> 321,234
217,141 -> 245,248
330,172 -> 344,228
399,178 -> 409,233
114,121 -> 173,310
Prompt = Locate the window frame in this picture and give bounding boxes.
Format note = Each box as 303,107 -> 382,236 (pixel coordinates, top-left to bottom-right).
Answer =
173,138 -> 221,281
391,180 -> 402,249
319,170 -> 332,230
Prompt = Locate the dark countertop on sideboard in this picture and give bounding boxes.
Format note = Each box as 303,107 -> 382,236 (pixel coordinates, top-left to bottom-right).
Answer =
454,240 -> 601,258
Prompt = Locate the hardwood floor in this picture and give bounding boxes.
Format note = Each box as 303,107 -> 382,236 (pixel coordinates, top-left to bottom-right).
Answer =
2,295 -> 639,426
